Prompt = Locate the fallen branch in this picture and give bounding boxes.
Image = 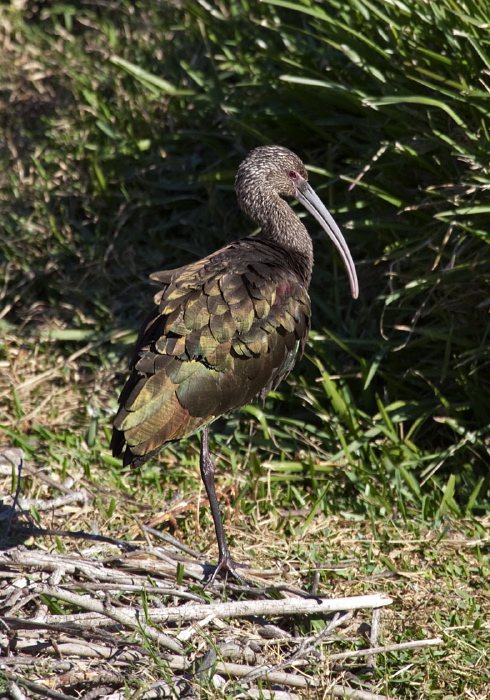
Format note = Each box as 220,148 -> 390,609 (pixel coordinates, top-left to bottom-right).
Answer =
242,611 -> 353,683
31,585 -> 183,654
68,581 -> 206,603
235,691 -> 300,700
0,671 -> 75,700
33,584 -> 391,626
329,637 -> 443,661
142,524 -> 202,558
0,656 -> 73,670
6,549 -> 187,585
19,459 -> 83,495
7,491 -> 90,512
208,660 -> 397,699
9,640 -> 145,662
368,606 -> 382,668
6,545 -> 206,582
131,592 -> 393,623
41,669 -> 123,690
6,682 -> 28,700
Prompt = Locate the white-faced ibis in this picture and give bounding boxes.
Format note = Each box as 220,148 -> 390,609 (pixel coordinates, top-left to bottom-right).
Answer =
111,145 -> 358,583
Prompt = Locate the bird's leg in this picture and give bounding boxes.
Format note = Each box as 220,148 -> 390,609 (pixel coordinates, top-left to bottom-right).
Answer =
200,425 -> 245,585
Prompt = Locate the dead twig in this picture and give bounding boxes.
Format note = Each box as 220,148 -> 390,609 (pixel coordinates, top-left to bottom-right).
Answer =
67,581 -> 206,603
31,584 -> 183,654
22,584 -> 392,632
42,668 -> 123,689
0,656 -> 73,670
368,606 -> 382,668
16,459 -> 84,496
123,592 -> 393,623
6,682 -> 29,700
235,691 -> 300,700
6,548 -> 193,585
9,639 -> 144,661
31,585 -> 392,626
142,524 -> 203,558
206,659 -> 397,698
1,671 -> 75,700
242,611 -> 354,683
2,615 -> 143,647
329,637 -> 443,661
6,491 -> 90,512
8,526 -> 136,550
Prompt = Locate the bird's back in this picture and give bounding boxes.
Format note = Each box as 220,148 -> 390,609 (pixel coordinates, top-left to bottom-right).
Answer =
111,238 -> 311,467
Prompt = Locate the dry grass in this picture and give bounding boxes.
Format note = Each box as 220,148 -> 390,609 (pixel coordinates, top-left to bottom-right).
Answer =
1,442 -> 489,699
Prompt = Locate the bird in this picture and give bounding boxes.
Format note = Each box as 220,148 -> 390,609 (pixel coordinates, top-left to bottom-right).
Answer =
111,145 -> 358,583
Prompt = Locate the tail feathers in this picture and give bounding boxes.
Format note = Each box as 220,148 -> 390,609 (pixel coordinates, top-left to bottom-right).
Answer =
110,427 -> 126,458
112,394 -> 208,468
110,429 -> 160,468
123,443 -> 163,469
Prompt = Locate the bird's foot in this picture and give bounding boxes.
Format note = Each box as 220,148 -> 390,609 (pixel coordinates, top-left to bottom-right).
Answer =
205,551 -> 248,588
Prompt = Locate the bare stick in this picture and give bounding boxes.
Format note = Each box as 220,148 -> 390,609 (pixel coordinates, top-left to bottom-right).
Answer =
207,660 -> 397,698
8,543 -> 206,581
21,653 -> 395,699
329,637 -> 443,661
18,459 -> 81,495
8,491 -> 90,512
135,592 -> 393,623
142,524 -> 202,558
9,527 -> 136,549
13,640 -> 145,661
31,585 -> 392,627
6,682 -> 29,700
238,692 -> 301,700
368,607 -> 382,668
31,584 -> 183,654
0,656 -> 72,670
22,611 -> 115,627
7,549 -> 202,585
67,581 -> 205,603
43,669 -> 123,688
1,671 -> 74,700
243,611 -> 354,683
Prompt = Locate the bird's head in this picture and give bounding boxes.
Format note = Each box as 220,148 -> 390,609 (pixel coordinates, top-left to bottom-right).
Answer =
236,145 -> 307,200
235,146 -> 359,299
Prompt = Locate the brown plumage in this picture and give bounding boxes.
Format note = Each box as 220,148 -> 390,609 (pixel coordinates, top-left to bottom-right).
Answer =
112,146 -> 358,582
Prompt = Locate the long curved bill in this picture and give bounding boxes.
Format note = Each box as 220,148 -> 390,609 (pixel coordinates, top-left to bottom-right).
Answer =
295,178 -> 359,299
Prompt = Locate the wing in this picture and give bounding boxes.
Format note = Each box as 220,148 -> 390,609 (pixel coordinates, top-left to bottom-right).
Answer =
111,239 -> 311,467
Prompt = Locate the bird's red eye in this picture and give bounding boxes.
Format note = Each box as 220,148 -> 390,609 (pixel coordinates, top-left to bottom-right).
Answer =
288,170 -> 298,179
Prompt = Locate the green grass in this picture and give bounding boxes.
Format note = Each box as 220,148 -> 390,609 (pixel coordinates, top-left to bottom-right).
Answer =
1,0 -> 490,697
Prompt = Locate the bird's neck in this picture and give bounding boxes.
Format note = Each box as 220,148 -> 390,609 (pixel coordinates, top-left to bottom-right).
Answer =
250,192 -> 314,286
